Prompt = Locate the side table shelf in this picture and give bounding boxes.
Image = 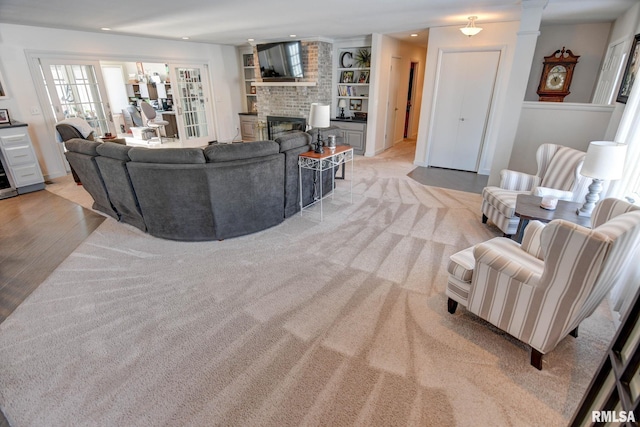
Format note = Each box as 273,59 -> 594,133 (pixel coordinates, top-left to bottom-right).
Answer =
298,146 -> 353,221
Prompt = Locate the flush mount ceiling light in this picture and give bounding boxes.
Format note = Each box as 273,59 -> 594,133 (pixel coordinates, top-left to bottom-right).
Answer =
460,16 -> 482,37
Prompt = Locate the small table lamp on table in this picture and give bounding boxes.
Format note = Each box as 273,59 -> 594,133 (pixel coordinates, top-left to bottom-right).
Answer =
338,99 -> 347,119
309,103 -> 330,154
576,141 -> 627,217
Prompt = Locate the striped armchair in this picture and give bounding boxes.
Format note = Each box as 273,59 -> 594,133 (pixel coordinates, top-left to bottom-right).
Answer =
481,143 -> 590,236
447,198 -> 640,369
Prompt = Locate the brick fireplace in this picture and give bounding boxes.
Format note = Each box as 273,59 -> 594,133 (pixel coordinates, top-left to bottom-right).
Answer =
253,41 -> 333,126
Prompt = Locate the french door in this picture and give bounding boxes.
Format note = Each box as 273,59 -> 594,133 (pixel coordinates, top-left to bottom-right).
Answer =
40,58 -> 116,136
169,64 -> 214,146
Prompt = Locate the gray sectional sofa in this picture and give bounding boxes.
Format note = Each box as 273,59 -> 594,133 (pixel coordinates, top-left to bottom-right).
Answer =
63,130 -> 342,241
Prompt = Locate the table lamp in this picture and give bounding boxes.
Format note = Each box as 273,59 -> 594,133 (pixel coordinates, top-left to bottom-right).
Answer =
576,141 -> 627,217
338,99 -> 347,119
309,103 -> 330,154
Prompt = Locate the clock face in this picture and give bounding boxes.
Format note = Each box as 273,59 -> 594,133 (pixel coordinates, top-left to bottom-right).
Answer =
546,65 -> 567,90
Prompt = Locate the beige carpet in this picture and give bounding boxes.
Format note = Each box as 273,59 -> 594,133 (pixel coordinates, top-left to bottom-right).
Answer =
0,141 -> 614,426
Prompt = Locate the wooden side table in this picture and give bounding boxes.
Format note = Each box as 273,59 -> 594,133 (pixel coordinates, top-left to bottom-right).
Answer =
514,194 -> 591,242
298,145 -> 353,221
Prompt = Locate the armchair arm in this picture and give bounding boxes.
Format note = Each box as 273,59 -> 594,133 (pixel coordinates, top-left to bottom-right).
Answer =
473,239 -> 543,286
467,238 -> 544,336
499,169 -> 540,191
520,220 -> 546,260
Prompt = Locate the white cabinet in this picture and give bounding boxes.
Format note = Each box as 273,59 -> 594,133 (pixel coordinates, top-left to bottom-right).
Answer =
0,123 -> 45,193
239,114 -> 258,141
336,46 -> 371,120
330,120 -> 366,155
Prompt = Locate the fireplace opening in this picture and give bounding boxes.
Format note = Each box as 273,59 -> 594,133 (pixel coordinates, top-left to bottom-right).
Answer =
267,116 -> 307,140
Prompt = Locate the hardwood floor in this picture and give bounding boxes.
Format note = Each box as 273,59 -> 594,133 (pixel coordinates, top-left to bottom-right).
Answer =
407,166 -> 489,194
0,190 -> 104,324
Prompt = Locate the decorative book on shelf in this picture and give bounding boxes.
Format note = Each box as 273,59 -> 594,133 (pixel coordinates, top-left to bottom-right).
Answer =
338,86 -> 357,97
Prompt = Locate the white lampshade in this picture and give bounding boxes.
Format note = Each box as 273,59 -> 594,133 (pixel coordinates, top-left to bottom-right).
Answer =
460,16 -> 483,37
581,141 -> 627,181
309,103 -> 330,128
338,99 -> 347,108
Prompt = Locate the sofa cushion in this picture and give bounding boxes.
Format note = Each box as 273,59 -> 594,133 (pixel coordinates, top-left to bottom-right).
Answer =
129,147 -> 206,164
96,141 -> 132,161
275,131 -> 312,152
204,140 -> 280,163
64,138 -> 101,156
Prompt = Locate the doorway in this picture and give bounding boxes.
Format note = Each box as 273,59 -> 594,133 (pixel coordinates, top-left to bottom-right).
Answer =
384,57 -> 402,150
404,61 -> 418,138
40,58 -> 115,136
428,50 -> 500,172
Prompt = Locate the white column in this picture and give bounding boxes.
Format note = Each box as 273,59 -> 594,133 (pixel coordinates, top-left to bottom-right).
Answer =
487,0 -> 548,186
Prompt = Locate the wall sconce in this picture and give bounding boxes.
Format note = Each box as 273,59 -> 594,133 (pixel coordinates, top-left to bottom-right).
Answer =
460,16 -> 483,37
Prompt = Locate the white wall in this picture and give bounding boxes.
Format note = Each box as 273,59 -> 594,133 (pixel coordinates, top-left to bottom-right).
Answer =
0,23 -> 242,179
414,21 -> 520,174
524,22 -> 612,103
365,34 -> 427,155
381,36 -> 427,142
511,102 -> 615,174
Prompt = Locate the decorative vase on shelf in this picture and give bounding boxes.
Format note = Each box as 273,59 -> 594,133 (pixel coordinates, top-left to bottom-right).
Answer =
354,49 -> 371,68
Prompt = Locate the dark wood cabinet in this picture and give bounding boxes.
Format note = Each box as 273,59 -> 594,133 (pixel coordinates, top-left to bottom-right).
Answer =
126,83 -> 158,101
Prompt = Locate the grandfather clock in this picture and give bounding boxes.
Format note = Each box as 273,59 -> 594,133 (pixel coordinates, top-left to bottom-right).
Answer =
536,47 -> 580,102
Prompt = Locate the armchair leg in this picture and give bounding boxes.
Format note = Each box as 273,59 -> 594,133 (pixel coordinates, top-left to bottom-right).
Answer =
530,349 -> 543,370
447,298 -> 458,314
570,327 -> 579,338
482,214 -> 488,224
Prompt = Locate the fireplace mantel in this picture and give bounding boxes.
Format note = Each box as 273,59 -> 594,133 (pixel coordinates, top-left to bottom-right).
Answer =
252,82 -> 317,87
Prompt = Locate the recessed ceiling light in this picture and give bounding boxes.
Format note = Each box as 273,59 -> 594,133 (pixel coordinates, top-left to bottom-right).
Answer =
248,38 -> 254,42
182,37 -> 190,40
290,34 -> 296,38
410,33 -> 418,37
101,27 -> 111,31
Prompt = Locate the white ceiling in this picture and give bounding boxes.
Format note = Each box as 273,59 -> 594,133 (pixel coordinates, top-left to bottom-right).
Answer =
0,0 -> 637,46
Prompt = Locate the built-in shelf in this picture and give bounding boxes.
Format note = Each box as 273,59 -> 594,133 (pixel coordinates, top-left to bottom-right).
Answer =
252,82 -> 317,87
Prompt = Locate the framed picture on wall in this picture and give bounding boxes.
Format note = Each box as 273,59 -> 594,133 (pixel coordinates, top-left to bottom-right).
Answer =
349,99 -> 362,111
0,69 -> 7,99
341,70 -> 354,83
617,33 -> 640,104
0,109 -> 10,124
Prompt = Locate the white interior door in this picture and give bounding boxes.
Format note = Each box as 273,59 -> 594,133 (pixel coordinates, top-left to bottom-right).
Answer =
429,50 -> 500,171
384,57 -> 401,150
169,64 -> 215,146
40,58 -> 116,136
593,39 -> 627,104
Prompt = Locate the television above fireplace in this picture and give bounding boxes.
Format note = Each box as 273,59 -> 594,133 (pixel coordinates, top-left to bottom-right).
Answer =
257,41 -> 304,82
